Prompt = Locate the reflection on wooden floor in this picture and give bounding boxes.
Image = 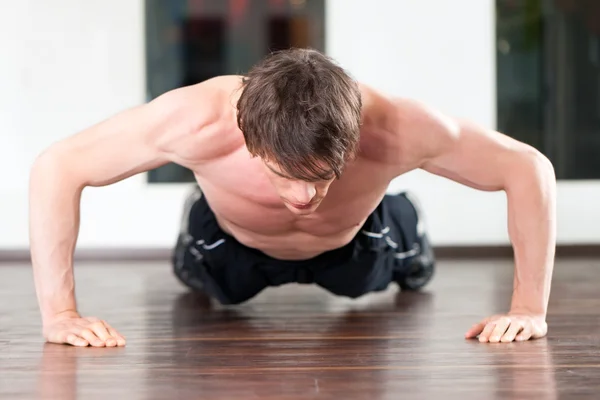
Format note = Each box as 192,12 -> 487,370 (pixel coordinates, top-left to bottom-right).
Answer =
1,258 -> 599,399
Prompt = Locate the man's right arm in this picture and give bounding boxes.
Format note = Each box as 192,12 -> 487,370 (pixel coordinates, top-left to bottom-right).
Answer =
29,86 -> 211,347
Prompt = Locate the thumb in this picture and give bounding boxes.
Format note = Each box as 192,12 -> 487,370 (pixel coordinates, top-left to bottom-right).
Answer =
465,321 -> 486,338
533,320 -> 548,338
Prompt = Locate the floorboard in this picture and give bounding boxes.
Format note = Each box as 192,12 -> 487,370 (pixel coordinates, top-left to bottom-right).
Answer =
1,258 -> 599,399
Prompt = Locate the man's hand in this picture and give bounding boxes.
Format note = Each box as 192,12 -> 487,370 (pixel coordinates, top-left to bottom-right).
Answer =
465,313 -> 548,343
43,312 -> 126,347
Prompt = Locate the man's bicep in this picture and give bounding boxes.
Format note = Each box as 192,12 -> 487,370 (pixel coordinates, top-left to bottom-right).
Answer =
418,116 -> 533,192
39,89 -> 201,187
366,88 -> 542,192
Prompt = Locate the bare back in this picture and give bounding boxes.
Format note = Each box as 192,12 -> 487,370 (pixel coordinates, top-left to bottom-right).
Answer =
172,76 -> 417,260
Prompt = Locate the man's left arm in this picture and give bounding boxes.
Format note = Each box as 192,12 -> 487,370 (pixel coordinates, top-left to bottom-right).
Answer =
399,101 -> 556,343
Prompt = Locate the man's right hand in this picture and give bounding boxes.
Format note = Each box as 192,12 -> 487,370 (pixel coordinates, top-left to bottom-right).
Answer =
43,312 -> 126,347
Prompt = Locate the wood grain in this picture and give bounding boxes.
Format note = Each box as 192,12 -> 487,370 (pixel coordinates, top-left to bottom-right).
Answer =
1,258 -> 599,399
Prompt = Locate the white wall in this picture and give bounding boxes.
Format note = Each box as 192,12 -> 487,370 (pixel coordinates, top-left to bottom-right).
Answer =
0,0 -> 598,250
0,0 -> 190,250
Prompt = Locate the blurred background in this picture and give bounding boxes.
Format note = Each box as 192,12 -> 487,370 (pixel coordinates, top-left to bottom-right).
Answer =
0,0 -> 598,254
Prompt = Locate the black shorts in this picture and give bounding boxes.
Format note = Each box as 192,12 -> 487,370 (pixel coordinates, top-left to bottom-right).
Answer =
172,188 -> 434,305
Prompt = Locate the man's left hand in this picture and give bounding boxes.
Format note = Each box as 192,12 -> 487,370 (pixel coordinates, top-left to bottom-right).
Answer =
465,313 -> 548,343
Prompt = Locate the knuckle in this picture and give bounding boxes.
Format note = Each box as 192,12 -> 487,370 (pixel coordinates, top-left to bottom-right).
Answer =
88,322 -> 104,330
80,328 -> 94,337
60,325 -> 74,334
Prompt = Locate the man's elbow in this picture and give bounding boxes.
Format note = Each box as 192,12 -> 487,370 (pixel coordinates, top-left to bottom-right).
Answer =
508,148 -> 556,192
528,150 -> 555,182
30,148 -> 86,192
31,147 -> 62,178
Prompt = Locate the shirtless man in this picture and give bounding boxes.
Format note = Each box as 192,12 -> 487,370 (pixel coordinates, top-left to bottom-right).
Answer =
29,49 -> 555,348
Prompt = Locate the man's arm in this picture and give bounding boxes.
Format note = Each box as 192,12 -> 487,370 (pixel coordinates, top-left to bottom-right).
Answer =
388,98 -> 556,343
29,85 -> 213,347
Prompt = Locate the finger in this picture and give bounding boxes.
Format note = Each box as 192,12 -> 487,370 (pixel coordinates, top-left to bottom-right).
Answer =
532,320 -> 548,339
85,318 -> 119,346
87,321 -> 114,346
76,327 -> 106,347
99,320 -> 126,346
465,321 -> 487,339
489,318 -> 512,343
48,330 -> 87,347
64,333 -> 89,347
501,321 -> 524,343
478,322 -> 497,343
107,328 -> 127,347
516,322 -> 533,342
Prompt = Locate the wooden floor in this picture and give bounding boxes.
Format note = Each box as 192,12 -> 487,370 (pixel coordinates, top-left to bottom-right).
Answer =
1,258 -> 599,399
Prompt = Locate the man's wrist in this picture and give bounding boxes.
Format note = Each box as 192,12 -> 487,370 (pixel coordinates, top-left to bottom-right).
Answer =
509,299 -> 547,317
43,309 -> 80,326
509,308 -> 546,317
510,280 -> 550,317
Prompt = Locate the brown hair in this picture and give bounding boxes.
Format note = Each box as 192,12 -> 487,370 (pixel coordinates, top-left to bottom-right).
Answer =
236,48 -> 362,181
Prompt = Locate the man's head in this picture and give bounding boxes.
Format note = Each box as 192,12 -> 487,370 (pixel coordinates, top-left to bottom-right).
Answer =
236,48 -> 362,213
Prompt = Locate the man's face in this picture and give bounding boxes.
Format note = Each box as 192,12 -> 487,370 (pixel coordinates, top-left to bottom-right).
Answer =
262,160 -> 335,215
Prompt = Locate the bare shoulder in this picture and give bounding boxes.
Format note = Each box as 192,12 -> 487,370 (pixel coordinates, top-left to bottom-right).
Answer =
357,83 -> 460,168
155,75 -> 246,165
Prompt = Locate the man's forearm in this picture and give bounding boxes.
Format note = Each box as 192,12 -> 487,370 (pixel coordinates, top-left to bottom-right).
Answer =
29,154 -> 83,324
506,153 -> 557,316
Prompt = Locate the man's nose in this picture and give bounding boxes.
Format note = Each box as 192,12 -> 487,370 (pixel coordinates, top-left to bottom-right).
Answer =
288,183 -> 317,204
